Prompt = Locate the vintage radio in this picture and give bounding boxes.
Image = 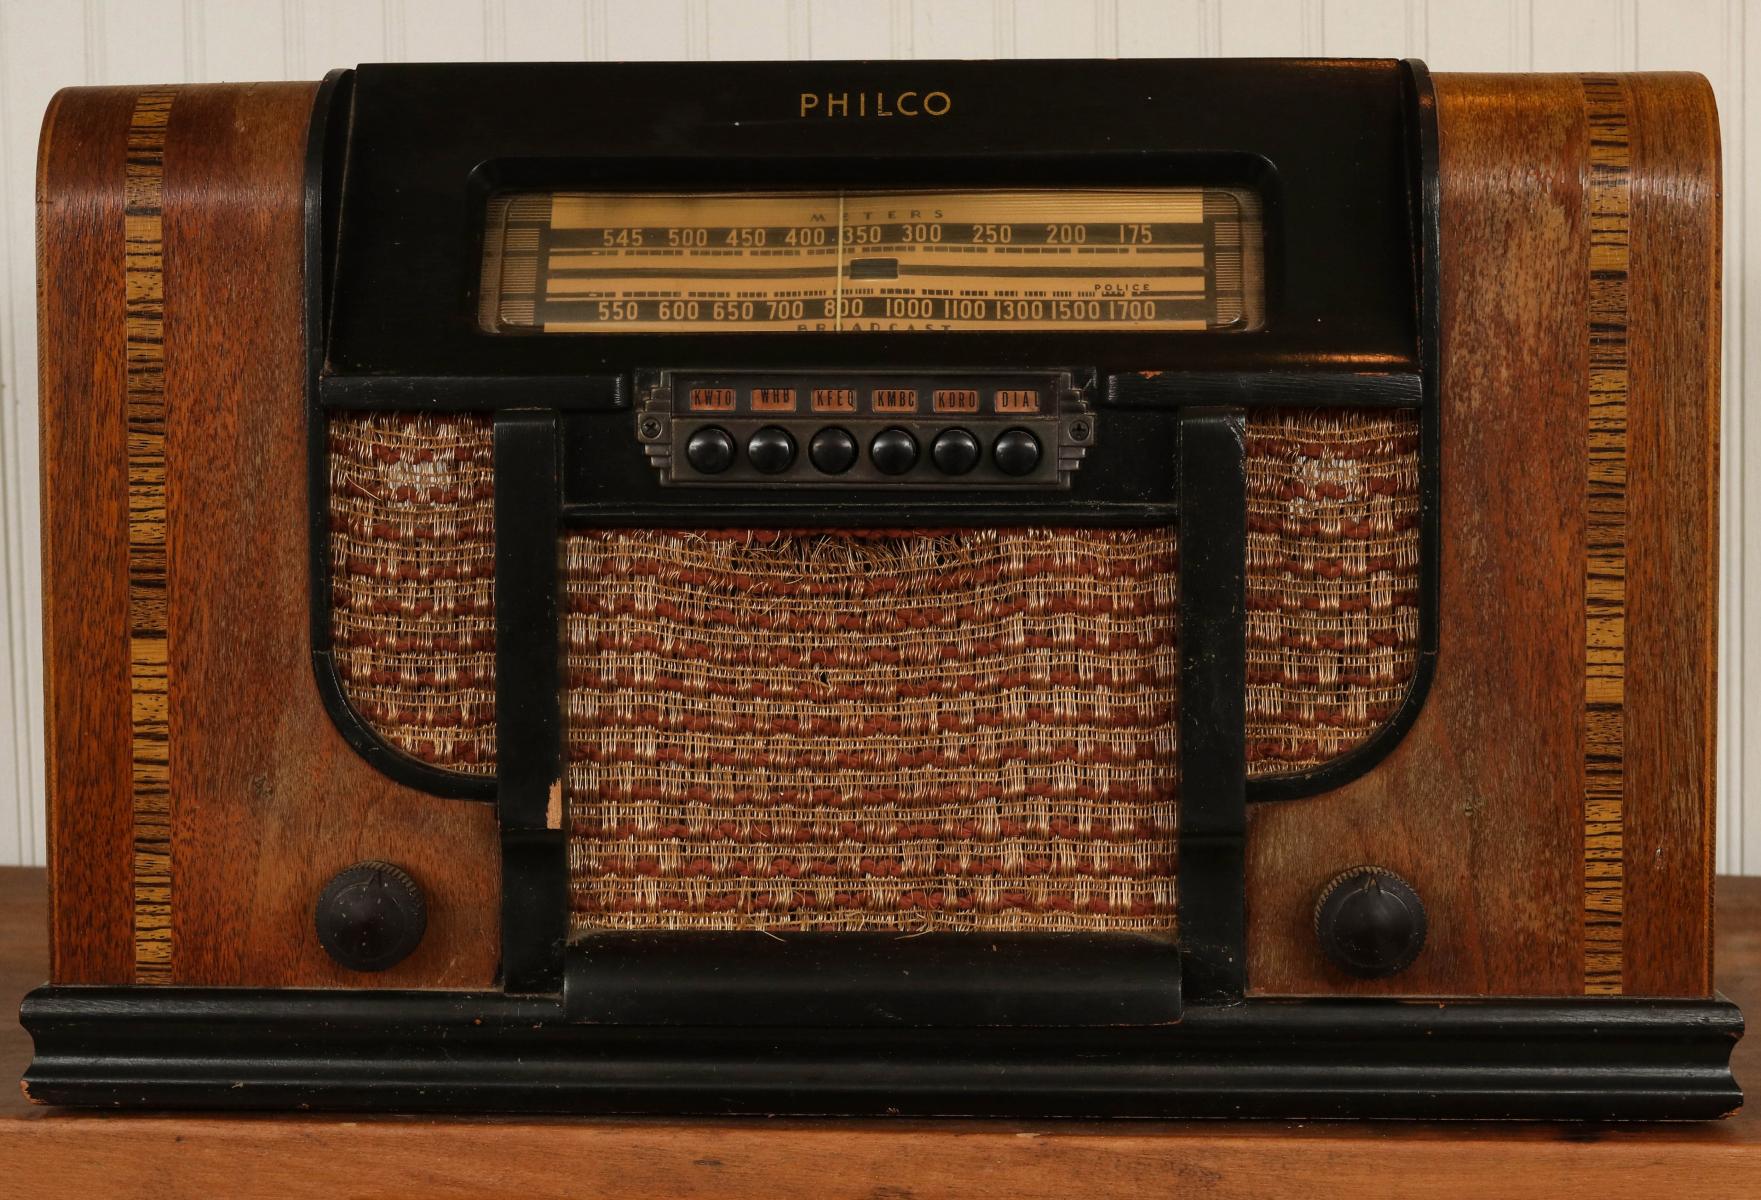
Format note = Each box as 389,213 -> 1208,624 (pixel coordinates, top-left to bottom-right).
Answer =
21,59 -> 1741,1119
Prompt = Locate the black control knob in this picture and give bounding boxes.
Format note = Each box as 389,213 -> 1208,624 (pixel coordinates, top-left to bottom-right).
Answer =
809,427 -> 859,474
931,428 -> 982,475
870,427 -> 920,475
746,425 -> 797,474
1313,866 -> 1427,979
992,427 -> 1042,476
315,860 -> 427,973
684,426 -> 736,474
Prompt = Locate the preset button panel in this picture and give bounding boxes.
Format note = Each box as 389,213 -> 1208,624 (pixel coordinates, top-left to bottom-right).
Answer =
637,370 -> 1093,488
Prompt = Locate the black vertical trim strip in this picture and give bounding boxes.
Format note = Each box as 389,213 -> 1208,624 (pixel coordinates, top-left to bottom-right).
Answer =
494,411 -> 567,993
1176,406 -> 1248,1003
501,828 -> 568,994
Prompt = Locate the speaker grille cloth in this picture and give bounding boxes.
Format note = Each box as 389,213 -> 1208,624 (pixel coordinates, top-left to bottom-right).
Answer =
563,528 -> 1180,934
325,407 -> 1420,862
1244,409 -> 1421,776
328,413 -> 497,773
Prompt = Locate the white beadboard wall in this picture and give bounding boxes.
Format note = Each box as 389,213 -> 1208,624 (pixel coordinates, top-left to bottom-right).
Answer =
0,0 -> 1755,871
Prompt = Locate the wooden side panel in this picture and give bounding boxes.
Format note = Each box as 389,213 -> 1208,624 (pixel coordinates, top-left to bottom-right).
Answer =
1623,74 -> 1721,996
1245,72 -> 1720,998
159,84 -> 500,988
40,83 -> 499,988
37,88 -> 138,984
1245,74 -> 1591,997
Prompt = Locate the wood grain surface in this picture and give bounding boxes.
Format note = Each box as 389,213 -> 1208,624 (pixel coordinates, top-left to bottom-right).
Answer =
1621,74 -> 1722,996
38,84 -> 500,988
0,867 -> 1752,1199
1246,73 -> 1592,996
1245,72 -> 1720,997
36,86 -> 138,985
1579,73 -> 1632,995
123,88 -> 175,985
159,84 -> 500,988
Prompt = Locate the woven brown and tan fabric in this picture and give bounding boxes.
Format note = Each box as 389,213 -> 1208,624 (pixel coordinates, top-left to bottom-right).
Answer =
328,413 -> 498,774
1243,409 -> 1421,777
563,527 -> 1179,935
325,404 -> 1417,905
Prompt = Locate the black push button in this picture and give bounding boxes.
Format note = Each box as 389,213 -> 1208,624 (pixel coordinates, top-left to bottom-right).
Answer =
809,427 -> 859,474
992,427 -> 1041,476
870,427 -> 919,475
684,426 -> 736,474
746,425 -> 797,474
931,428 -> 982,475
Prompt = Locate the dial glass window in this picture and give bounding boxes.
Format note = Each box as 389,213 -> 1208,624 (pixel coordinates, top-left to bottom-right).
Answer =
478,188 -> 1265,334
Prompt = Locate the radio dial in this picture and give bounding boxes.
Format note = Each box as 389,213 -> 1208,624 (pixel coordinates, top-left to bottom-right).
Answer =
684,426 -> 736,474
992,427 -> 1042,476
747,425 -> 797,474
931,428 -> 982,475
870,427 -> 920,475
809,427 -> 859,474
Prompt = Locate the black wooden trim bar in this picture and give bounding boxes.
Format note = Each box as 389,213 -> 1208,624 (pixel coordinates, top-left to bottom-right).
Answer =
564,933 -> 1182,1027
493,411 -> 567,993
21,985 -> 1742,1119
1106,370 -> 1421,409
321,370 -> 1418,413
1175,407 -> 1247,1002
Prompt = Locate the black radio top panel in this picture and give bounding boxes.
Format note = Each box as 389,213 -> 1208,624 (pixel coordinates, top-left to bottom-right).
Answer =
317,59 -> 1422,387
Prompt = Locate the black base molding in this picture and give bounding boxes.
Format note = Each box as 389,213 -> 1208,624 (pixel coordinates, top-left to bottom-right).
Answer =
564,932 -> 1184,1027
19,986 -> 1742,1120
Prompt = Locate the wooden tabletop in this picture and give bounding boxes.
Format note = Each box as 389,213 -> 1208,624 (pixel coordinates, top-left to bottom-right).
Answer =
0,867 -> 1755,1198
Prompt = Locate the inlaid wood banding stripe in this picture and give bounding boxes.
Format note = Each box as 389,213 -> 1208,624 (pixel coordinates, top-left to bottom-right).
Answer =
126,89 -> 176,984
1580,75 -> 1630,996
